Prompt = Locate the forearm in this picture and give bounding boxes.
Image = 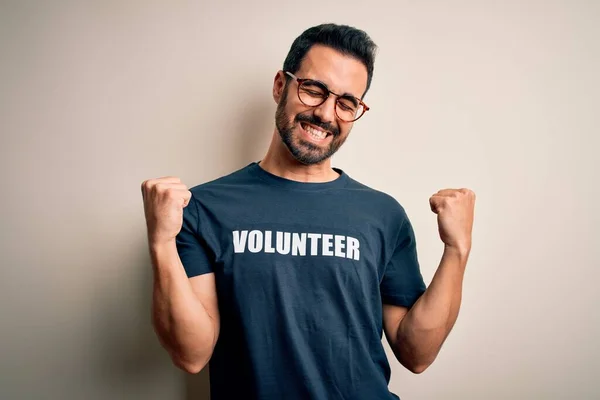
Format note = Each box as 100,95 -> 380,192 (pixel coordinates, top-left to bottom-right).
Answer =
150,241 -> 215,372
396,245 -> 469,373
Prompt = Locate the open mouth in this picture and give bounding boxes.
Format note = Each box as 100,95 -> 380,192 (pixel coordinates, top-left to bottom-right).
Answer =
300,122 -> 332,142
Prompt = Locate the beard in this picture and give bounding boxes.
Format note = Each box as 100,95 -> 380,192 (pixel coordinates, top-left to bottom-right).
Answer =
275,86 -> 349,165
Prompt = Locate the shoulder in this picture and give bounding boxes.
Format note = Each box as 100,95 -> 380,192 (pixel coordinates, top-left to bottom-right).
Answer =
344,174 -> 408,220
188,163 -> 254,201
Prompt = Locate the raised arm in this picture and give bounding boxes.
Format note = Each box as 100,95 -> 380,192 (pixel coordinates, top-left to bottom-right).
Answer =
142,177 -> 220,373
383,188 -> 475,373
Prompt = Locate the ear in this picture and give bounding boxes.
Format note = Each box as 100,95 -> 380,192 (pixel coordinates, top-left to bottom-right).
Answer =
272,70 -> 286,104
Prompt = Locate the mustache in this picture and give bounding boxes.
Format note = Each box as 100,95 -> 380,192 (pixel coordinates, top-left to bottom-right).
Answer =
295,114 -> 339,137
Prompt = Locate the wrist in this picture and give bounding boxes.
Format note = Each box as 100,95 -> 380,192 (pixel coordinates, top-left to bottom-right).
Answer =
149,238 -> 177,255
443,244 -> 471,262
148,240 -> 180,275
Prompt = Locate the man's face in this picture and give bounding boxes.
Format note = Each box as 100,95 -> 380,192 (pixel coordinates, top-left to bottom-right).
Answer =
274,45 -> 368,165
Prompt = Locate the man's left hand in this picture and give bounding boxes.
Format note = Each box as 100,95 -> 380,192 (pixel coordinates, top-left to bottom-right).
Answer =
429,188 -> 476,253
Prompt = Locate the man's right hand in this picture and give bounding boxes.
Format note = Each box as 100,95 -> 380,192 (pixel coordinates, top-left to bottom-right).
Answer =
141,177 -> 192,246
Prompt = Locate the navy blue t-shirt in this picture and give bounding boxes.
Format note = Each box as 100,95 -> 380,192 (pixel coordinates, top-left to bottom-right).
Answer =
176,161 -> 426,400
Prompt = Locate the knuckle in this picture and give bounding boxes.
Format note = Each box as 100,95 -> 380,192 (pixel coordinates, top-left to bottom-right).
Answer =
155,183 -> 169,194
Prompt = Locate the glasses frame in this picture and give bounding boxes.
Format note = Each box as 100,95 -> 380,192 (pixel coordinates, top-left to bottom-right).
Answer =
284,71 -> 370,122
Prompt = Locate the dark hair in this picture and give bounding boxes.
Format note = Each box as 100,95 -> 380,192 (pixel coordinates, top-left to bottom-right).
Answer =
282,23 -> 377,98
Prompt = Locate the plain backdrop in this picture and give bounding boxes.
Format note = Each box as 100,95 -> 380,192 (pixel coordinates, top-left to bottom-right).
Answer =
1,1 -> 598,399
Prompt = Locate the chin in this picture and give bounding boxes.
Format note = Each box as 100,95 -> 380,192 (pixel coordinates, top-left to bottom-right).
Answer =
290,143 -> 332,166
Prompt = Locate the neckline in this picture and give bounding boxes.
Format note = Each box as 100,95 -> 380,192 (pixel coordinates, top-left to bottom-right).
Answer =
247,161 -> 349,191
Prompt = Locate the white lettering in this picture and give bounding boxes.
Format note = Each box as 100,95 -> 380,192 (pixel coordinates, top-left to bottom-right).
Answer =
322,234 -> 334,256
346,236 -> 360,261
276,231 -> 291,255
233,230 -> 248,253
334,235 -> 345,257
264,231 -> 275,253
307,233 -> 321,256
232,230 -> 360,260
292,233 -> 306,256
247,230 -> 263,253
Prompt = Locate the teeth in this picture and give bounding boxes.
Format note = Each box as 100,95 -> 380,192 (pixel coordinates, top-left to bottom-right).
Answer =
303,123 -> 327,139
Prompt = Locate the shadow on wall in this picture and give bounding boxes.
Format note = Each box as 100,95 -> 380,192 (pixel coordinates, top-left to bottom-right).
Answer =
183,92 -> 274,400
93,86 -> 272,400
185,369 -> 211,400
94,243 -> 183,399
95,237 -> 213,400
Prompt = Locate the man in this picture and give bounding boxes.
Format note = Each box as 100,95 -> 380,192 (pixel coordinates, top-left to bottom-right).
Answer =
141,23 -> 475,400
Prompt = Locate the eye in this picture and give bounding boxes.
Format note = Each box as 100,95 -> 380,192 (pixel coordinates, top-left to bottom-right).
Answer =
303,89 -> 325,96
300,81 -> 327,96
338,97 -> 358,111
337,102 -> 353,111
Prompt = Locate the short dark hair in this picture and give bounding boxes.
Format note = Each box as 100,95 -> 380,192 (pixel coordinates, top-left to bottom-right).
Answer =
282,23 -> 378,98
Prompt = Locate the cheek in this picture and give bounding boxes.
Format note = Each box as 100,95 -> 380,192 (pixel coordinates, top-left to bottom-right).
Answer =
338,123 -> 352,138
278,98 -> 298,125
283,99 -> 299,122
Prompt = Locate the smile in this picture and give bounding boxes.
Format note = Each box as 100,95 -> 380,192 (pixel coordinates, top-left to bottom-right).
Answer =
300,122 -> 331,141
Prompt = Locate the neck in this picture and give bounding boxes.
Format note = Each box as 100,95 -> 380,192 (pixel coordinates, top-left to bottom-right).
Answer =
259,129 -> 340,183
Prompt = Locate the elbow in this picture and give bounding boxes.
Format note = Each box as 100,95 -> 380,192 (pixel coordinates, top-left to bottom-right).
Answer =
396,356 -> 430,374
407,362 -> 430,374
397,353 -> 434,374
178,361 -> 205,374
151,319 -> 214,374
169,343 -> 214,374
402,353 -> 437,374
171,342 -> 215,374
154,330 -> 212,374
173,354 -> 210,374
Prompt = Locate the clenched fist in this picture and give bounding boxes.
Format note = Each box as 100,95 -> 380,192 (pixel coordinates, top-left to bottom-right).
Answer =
429,188 -> 476,253
141,177 -> 192,246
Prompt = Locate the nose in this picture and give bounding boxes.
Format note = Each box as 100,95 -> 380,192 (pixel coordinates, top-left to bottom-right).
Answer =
312,95 -> 337,125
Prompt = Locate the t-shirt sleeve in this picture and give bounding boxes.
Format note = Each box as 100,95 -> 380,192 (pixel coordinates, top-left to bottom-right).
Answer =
380,212 -> 427,307
175,194 -> 215,278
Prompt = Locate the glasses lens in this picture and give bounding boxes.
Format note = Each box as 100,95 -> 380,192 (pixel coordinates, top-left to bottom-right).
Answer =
336,97 -> 364,122
298,81 -> 328,106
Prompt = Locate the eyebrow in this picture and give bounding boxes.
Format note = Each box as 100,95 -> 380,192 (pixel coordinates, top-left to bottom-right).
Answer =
341,95 -> 359,107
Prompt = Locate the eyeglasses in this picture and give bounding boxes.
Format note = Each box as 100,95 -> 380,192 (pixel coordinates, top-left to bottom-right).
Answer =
284,71 -> 369,122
